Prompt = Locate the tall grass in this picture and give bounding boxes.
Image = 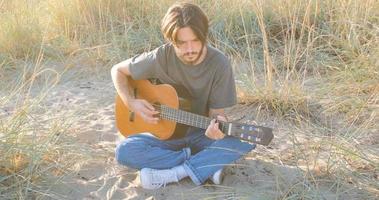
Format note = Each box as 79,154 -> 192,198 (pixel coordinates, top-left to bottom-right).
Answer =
1,0 -> 378,199
0,48 -> 94,198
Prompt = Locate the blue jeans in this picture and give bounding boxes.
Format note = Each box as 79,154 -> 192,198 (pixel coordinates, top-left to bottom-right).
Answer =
115,128 -> 255,185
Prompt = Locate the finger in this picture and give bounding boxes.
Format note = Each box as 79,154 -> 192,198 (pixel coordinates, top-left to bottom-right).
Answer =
142,100 -> 156,111
213,121 -> 220,130
143,116 -> 159,124
215,127 -> 224,138
141,102 -> 159,116
209,119 -> 216,127
145,114 -> 159,122
140,106 -> 157,117
138,110 -> 159,124
216,115 -> 227,122
145,108 -> 160,116
205,130 -> 210,137
145,112 -> 160,123
205,127 -> 216,138
218,130 -> 225,139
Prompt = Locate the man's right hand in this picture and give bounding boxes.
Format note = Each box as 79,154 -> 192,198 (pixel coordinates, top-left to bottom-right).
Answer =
128,99 -> 159,124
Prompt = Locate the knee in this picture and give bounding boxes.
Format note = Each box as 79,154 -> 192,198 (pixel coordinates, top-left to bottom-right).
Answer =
115,138 -> 144,168
115,140 -> 131,166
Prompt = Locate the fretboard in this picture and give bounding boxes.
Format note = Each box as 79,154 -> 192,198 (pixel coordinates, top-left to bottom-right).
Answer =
156,105 -> 228,133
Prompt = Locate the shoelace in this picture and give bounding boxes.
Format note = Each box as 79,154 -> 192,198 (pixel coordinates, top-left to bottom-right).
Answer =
150,171 -> 175,188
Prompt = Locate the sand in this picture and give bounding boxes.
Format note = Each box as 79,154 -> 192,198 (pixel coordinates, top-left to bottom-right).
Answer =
3,65 -> 376,200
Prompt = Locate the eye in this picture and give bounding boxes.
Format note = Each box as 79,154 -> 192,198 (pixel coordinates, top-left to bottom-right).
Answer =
176,41 -> 185,46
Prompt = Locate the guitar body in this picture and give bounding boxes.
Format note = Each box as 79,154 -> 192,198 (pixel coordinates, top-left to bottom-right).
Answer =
115,78 -> 179,140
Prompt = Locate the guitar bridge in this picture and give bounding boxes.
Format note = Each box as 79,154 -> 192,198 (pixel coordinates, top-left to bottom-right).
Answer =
129,111 -> 135,122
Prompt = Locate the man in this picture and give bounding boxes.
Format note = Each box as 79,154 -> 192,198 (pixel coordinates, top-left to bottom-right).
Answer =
111,2 -> 255,189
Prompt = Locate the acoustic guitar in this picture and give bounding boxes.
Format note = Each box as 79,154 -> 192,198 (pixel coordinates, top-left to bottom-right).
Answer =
115,78 -> 274,146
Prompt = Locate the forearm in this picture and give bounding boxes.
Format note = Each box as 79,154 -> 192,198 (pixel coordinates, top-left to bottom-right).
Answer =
111,60 -> 134,105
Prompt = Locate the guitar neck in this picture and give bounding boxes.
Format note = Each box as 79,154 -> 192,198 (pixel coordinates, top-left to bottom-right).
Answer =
158,105 -> 229,133
156,104 -> 273,146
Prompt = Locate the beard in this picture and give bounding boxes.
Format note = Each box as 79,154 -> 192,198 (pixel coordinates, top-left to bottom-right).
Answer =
181,52 -> 199,64
179,46 -> 204,65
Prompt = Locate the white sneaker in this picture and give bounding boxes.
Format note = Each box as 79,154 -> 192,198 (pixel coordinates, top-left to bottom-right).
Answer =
140,168 -> 179,189
210,168 -> 223,185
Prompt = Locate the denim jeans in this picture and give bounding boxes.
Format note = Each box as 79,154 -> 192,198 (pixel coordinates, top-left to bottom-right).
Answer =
115,128 -> 255,185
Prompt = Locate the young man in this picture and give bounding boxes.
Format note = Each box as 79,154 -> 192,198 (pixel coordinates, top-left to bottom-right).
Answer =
111,2 -> 255,189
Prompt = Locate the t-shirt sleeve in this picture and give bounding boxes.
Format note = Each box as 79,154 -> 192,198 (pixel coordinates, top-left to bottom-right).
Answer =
128,47 -> 165,80
208,60 -> 237,109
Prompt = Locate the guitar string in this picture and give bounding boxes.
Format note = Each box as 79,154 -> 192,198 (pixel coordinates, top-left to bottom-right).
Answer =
157,105 -> 227,131
160,105 -> 211,129
160,106 -> 206,128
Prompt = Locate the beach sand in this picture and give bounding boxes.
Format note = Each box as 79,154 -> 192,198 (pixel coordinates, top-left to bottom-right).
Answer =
3,65 -> 374,200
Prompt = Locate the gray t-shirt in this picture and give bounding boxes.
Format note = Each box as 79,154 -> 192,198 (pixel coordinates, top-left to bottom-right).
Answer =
129,43 -> 237,117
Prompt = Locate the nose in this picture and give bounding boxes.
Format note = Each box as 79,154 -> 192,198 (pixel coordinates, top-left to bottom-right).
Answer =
185,42 -> 193,52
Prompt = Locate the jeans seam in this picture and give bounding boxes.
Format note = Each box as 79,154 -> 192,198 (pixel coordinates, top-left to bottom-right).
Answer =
183,160 -> 203,185
184,147 -> 191,159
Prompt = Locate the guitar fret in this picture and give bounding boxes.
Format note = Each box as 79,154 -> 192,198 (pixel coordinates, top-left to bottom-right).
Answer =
169,106 -> 174,120
190,112 -> 193,126
201,117 -> 206,129
179,107 -> 182,123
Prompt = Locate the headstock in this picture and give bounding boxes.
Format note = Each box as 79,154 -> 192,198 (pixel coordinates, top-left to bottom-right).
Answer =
225,122 -> 273,146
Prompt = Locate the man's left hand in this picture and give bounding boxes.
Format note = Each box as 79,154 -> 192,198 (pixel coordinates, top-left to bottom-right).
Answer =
205,115 -> 227,140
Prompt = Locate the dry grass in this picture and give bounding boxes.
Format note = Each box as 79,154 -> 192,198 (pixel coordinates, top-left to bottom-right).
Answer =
0,0 -> 378,199
0,55 -> 94,198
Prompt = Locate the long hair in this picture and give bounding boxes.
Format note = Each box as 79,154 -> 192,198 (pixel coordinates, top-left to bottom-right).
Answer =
161,2 -> 209,45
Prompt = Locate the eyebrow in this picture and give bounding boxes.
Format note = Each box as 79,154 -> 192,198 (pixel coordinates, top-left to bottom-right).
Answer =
177,38 -> 199,43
